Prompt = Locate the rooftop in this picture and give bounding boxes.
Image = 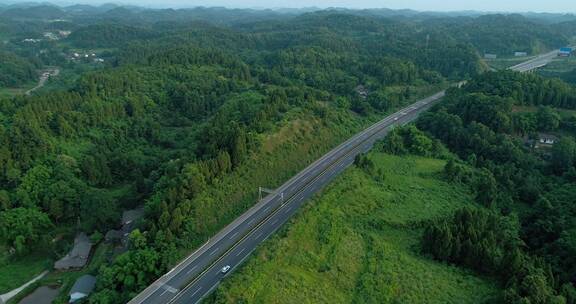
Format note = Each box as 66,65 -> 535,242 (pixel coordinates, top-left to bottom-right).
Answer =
122,208 -> 144,225
54,233 -> 93,270
69,275 -> 96,302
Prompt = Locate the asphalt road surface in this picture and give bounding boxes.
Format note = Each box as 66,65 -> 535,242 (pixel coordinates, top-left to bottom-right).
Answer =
509,48 -> 571,72
129,48 -> 566,304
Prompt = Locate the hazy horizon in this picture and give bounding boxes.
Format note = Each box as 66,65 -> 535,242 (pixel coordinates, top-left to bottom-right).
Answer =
2,0 -> 576,14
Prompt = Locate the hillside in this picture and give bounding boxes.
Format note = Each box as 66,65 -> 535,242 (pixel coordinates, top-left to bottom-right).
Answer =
0,9 -> 453,303
428,14 -> 568,55
209,154 -> 499,303
209,69 -> 576,304
0,4 -> 575,304
0,50 -> 38,87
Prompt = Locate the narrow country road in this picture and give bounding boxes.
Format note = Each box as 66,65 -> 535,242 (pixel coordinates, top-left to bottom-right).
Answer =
25,68 -> 59,96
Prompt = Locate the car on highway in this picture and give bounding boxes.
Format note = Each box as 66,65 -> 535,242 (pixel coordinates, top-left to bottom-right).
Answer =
221,265 -> 231,274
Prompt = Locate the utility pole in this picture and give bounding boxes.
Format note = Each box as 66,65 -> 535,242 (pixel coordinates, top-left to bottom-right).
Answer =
259,187 -> 275,201
259,187 -> 284,206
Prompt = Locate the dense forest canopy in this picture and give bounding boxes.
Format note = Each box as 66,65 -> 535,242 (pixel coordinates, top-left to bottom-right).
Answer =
0,7 -> 468,302
428,14 -> 569,55
0,49 -> 39,86
0,3 -> 575,304
411,71 -> 576,303
66,24 -> 159,48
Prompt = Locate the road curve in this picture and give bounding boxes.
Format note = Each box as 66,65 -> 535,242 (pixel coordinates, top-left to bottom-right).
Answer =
129,48 -> 564,304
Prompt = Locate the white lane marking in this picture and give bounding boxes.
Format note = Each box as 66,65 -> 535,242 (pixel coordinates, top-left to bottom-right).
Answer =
186,265 -> 198,275
163,285 -> 178,293
229,231 -> 239,240
271,219 -> 278,225
284,207 -> 292,214
339,162 -> 346,168
190,287 -> 203,298
263,205 -> 271,212
236,248 -> 246,257
209,248 -> 220,256
247,218 -> 256,225
255,232 -> 264,240
160,289 -> 168,297
299,195 -> 304,200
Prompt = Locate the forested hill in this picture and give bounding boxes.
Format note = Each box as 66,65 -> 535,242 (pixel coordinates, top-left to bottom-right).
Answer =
0,9 -> 482,303
66,24 -> 159,48
0,50 -> 39,87
0,5 -> 574,303
427,14 -> 568,55
414,71 -> 576,303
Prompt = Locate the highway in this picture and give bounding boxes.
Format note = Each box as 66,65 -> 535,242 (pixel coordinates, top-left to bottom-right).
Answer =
128,47 -> 567,304
509,47 -> 570,72
129,92 -> 444,304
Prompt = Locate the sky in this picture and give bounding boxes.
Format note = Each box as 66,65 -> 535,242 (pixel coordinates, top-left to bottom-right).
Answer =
102,0 -> 576,13
4,0 -> 576,13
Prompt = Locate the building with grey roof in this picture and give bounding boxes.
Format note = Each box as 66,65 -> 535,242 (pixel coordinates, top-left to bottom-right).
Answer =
54,233 -> 93,270
69,275 -> 96,303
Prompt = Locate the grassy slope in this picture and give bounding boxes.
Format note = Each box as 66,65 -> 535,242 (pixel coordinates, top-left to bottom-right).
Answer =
0,84 -> 35,98
537,56 -> 576,83
208,154 -> 500,304
485,57 -> 535,70
539,56 -> 576,73
0,247 -> 49,294
513,105 -> 576,118
173,84 -> 447,253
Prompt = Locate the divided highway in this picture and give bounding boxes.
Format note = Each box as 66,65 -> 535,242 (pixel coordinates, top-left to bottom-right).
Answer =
130,92 -> 444,304
129,48 -> 565,304
509,47 -> 571,72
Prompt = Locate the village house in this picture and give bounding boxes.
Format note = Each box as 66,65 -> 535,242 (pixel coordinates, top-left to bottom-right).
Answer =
105,208 -> 145,253
355,85 -> 369,99
69,275 -> 96,303
538,133 -> 558,146
54,233 -> 93,270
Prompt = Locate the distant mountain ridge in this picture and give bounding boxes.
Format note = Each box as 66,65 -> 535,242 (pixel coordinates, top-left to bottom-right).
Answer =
0,1 -> 574,23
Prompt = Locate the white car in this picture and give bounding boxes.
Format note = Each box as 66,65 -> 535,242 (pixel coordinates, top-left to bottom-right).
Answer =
221,265 -> 231,274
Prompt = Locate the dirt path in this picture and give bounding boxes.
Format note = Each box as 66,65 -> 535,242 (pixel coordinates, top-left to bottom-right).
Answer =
25,68 -> 59,96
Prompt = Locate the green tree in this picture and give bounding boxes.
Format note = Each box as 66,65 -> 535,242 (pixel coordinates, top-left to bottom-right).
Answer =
381,128 -> 406,155
15,164 -> 52,208
0,190 -> 10,211
0,208 -> 53,254
536,106 -> 561,131
231,127 -> 247,167
551,137 -> 576,175
129,229 -> 147,249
